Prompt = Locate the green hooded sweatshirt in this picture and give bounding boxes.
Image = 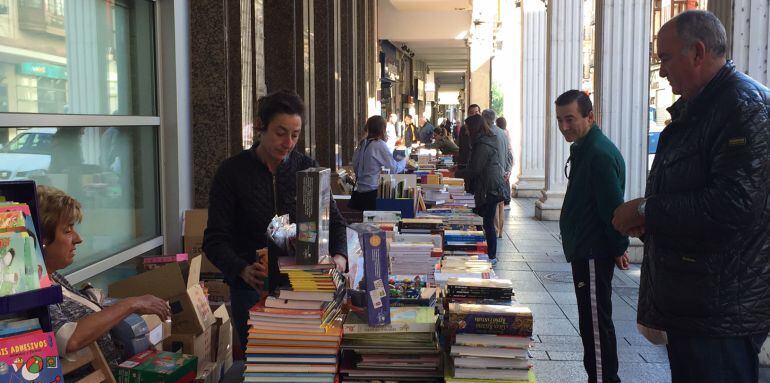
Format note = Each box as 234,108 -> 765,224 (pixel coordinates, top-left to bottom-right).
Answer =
559,125 -> 629,262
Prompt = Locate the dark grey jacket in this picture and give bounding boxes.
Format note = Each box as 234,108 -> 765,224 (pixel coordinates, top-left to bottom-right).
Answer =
203,148 -> 348,291
455,132 -> 507,208
638,62 -> 770,336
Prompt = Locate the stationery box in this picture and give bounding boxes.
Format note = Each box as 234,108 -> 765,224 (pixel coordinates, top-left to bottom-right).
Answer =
114,350 -> 197,383
360,228 -> 391,326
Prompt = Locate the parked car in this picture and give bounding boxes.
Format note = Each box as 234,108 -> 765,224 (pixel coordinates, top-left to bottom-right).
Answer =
0,128 -> 57,180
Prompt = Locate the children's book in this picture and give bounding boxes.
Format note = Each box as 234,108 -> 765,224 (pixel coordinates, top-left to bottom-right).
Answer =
0,331 -> 63,382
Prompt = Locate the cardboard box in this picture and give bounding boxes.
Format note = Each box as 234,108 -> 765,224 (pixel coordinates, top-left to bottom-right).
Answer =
109,256 -> 216,334
211,305 -> 232,364
296,167 -> 331,264
143,314 -> 172,346
183,209 -> 221,275
193,362 -> 217,383
163,325 -> 213,374
204,279 -> 230,303
114,350 -> 197,383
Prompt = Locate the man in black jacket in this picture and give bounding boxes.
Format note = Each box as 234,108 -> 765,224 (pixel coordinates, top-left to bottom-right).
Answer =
203,90 -> 348,349
613,11 -> 770,383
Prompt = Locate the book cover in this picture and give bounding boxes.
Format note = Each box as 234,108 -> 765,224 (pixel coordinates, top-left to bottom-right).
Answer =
342,307 -> 437,334
0,232 -> 43,297
296,168 -> 331,265
446,303 -> 533,337
387,275 -> 427,299
0,331 -> 63,382
361,229 -> 390,326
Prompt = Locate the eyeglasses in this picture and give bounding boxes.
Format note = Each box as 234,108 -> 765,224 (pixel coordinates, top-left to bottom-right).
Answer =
564,156 -> 572,180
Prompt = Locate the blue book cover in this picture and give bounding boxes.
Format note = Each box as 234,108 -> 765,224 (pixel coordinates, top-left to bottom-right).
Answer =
361,229 -> 390,326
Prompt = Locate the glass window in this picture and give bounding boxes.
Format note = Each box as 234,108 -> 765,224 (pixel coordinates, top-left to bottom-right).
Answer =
0,126 -> 161,272
0,0 -> 156,115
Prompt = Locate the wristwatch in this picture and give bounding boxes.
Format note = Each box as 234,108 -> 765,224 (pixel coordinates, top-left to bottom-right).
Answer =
637,198 -> 647,217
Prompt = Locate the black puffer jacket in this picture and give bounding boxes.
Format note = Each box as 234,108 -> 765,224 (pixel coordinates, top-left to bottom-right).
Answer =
638,62 -> 770,336
203,148 -> 348,292
455,132 -> 507,208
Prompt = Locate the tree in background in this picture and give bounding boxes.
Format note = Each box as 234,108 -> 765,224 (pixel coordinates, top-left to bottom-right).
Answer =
491,81 -> 504,117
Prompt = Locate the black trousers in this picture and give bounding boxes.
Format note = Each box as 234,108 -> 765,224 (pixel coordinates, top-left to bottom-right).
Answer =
572,256 -> 621,383
667,331 -> 767,383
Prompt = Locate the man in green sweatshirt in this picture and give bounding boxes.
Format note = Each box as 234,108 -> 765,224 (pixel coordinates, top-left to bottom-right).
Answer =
556,90 -> 629,383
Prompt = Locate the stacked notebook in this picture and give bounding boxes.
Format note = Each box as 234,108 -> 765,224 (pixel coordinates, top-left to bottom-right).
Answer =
340,307 -> 442,382
445,303 -> 535,383
387,240 -> 441,283
244,265 -> 346,383
434,257 -> 495,287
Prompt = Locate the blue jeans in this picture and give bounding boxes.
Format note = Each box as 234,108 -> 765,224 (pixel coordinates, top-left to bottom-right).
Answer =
666,332 -> 767,383
476,201 -> 498,259
230,288 -> 262,353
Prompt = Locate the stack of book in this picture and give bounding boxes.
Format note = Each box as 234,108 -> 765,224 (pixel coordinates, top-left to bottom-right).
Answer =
340,307 -> 442,382
444,230 -> 487,257
434,257 -> 495,287
445,303 -> 535,383
445,278 -> 514,305
388,240 -> 441,282
244,265 -> 346,383
449,193 -> 476,208
398,218 -> 443,234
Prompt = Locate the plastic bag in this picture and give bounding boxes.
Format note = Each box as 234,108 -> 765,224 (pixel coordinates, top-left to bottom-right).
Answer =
267,214 -> 297,257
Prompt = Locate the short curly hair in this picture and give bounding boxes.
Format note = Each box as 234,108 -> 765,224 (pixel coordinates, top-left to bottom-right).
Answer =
36,185 -> 82,246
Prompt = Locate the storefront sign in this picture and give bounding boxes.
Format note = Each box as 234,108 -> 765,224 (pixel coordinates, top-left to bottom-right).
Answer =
17,62 -> 67,80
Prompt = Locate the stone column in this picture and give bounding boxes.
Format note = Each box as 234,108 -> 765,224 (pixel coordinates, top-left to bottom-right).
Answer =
727,0 -> 770,85
514,0 -> 547,198
534,0 -> 583,221
189,0 -> 244,207
594,0 -> 651,200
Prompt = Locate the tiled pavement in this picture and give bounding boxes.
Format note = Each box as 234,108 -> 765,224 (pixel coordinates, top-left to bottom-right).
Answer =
498,198 -> 671,383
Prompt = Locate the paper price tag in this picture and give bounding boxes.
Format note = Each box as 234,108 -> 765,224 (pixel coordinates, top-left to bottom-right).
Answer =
369,290 -> 383,308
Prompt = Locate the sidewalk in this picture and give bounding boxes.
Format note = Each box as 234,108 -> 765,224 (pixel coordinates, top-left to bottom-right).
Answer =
499,198 -> 670,383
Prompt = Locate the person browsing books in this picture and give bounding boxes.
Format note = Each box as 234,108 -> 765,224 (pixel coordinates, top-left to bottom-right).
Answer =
350,115 -> 407,211
556,90 -> 629,383
203,90 -> 349,349
39,185 -> 170,375
454,114 -> 507,265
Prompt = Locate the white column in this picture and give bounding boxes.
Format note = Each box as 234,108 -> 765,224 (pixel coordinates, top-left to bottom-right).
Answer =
594,0 -> 651,200
514,0 -> 547,197
535,0 -> 583,221
731,0 -> 770,86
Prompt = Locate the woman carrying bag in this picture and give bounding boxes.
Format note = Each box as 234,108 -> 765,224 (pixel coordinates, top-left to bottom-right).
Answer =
455,114 -> 507,265
350,115 -> 406,210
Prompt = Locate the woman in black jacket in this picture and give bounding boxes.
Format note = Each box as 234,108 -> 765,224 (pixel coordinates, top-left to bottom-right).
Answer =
455,115 -> 507,264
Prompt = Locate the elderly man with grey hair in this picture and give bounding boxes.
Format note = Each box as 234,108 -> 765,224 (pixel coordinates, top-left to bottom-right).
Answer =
482,109 -> 513,237
611,10 -> 770,383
